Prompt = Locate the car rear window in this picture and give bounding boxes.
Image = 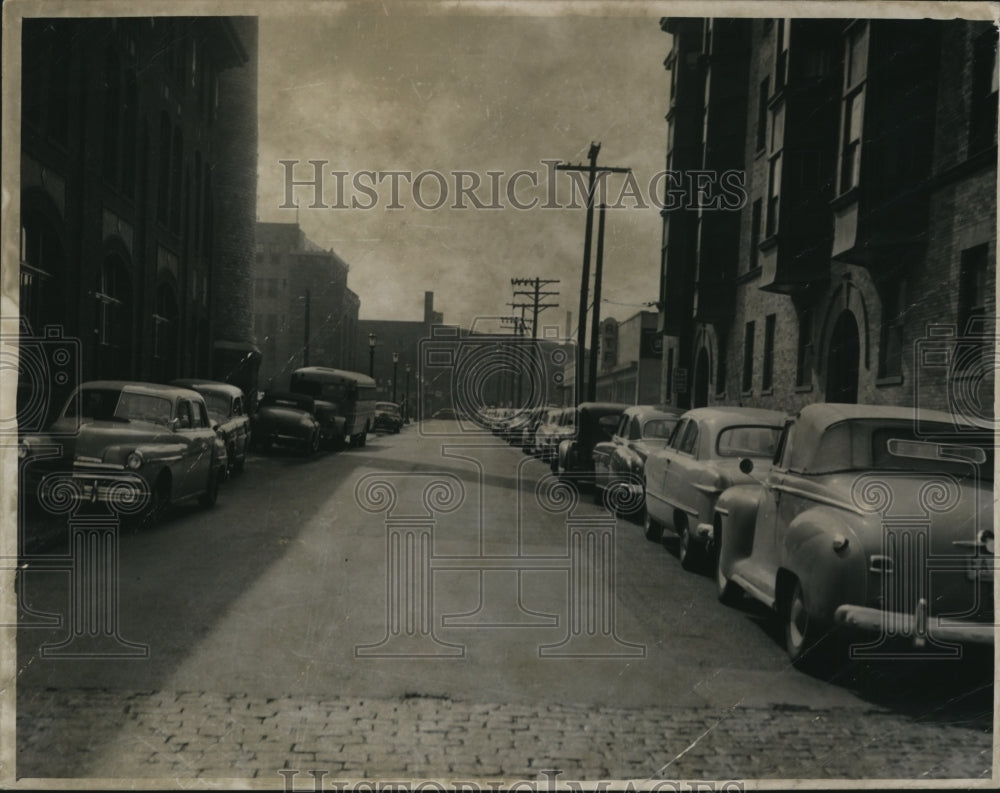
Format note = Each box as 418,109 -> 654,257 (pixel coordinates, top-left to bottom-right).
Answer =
642,418 -> 677,440
716,425 -> 781,458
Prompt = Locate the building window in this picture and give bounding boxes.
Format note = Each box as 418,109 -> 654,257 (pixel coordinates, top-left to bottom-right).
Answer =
152,283 -> 178,381
839,24 -> 868,194
766,154 -> 781,237
878,279 -> 906,379
970,28 -> 999,154
762,314 -> 776,391
715,334 -> 727,396
170,129 -> 183,233
157,114 -> 171,224
756,78 -> 769,152
796,307 -> 813,387
742,321 -> 755,393
102,46 -> 121,186
94,256 -> 132,379
122,71 -> 137,200
666,348 -> 674,398
750,199 -> 762,269
775,19 -> 790,92
958,244 -> 989,336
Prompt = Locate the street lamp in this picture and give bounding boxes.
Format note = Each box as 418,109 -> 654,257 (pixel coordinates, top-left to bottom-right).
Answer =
368,332 -> 377,377
392,352 -> 399,403
404,363 -> 411,423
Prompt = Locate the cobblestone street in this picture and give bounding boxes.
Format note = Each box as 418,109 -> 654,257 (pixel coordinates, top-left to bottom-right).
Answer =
17,688 -> 993,781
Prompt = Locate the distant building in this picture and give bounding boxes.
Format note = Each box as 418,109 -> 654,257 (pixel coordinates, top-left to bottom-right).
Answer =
254,221 -> 360,390
594,311 -> 662,405
358,292 -> 441,414
658,17 -> 996,417
19,16 -> 260,423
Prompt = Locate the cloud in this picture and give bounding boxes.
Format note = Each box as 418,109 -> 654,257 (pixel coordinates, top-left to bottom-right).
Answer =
258,8 -> 668,329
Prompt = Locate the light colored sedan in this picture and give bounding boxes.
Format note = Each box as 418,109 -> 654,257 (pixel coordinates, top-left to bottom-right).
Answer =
714,403 -> 994,669
643,406 -> 785,570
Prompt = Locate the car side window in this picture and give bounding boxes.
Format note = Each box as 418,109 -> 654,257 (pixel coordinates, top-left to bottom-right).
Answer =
629,417 -> 642,441
773,420 -> 795,468
679,421 -> 699,456
615,415 -> 629,438
233,397 -> 243,416
669,419 -> 687,449
195,401 -> 210,428
176,400 -> 192,429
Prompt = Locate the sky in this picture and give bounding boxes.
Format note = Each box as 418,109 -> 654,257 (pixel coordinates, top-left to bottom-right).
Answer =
256,3 -> 671,336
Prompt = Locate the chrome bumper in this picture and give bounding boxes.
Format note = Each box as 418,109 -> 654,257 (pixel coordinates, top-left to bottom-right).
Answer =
834,599 -> 995,646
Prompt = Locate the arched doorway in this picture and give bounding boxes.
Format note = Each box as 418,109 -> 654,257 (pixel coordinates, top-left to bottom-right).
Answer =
825,310 -> 860,404
693,347 -> 710,408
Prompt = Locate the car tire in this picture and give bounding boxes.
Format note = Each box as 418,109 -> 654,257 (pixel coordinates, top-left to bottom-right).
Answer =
142,472 -> 171,528
643,508 -> 662,542
199,467 -> 219,508
783,579 -> 839,672
678,519 -> 704,572
308,431 -> 321,456
714,526 -> 742,605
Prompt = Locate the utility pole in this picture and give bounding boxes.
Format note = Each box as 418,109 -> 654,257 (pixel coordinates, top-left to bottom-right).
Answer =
510,277 -> 559,408
303,289 -> 311,367
587,204 -> 607,401
556,144 -> 631,407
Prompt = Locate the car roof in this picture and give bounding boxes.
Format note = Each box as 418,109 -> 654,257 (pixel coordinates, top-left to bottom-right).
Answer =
291,367 -> 377,388
577,402 -> 630,414
793,402 -> 993,436
679,406 -> 787,429
171,379 -> 244,398
79,380 -> 203,401
621,405 -> 686,423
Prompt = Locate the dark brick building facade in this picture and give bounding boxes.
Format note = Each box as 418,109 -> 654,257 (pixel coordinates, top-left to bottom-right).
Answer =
658,17 -> 997,421
254,222 -> 360,391
18,16 -> 260,422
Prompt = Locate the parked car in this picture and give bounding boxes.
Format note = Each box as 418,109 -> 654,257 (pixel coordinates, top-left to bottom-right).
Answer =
541,407 -> 577,464
644,407 -> 786,570
252,391 -> 333,455
534,407 -> 569,462
20,381 -> 226,524
553,402 -> 629,484
592,405 -> 685,518
714,403 -> 994,668
373,401 -> 404,433
172,379 -> 251,475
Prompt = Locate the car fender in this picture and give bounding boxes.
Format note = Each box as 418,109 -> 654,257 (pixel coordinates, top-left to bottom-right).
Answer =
714,483 -> 763,561
780,508 -> 868,622
557,439 -> 576,470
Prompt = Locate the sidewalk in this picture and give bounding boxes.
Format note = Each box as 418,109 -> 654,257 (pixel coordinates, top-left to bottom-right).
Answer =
15,688 -> 993,782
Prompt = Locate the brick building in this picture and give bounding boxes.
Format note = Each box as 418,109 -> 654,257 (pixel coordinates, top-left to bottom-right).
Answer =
18,16 -> 260,424
657,17 -> 997,420
254,222 -> 360,390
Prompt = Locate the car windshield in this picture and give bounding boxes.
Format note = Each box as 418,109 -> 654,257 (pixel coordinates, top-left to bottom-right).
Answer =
642,419 -> 677,440
716,425 -> 782,458
202,393 -> 231,417
66,387 -> 173,426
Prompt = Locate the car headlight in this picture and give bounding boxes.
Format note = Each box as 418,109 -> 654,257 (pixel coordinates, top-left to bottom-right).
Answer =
126,451 -> 144,470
